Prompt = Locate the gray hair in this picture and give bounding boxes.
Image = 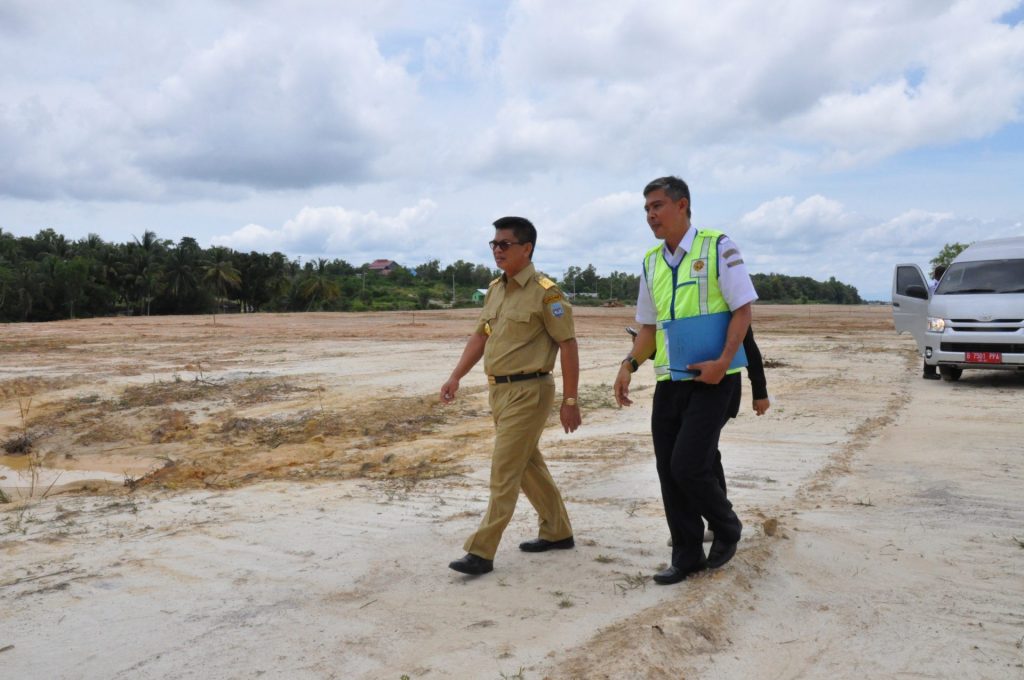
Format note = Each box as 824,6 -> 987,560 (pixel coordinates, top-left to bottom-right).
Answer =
643,176 -> 691,218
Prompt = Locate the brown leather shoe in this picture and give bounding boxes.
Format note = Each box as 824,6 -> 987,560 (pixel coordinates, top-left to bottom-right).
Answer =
518,536 -> 575,552
448,553 -> 493,575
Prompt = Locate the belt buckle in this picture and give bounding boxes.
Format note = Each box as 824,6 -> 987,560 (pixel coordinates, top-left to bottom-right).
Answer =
487,375 -> 496,385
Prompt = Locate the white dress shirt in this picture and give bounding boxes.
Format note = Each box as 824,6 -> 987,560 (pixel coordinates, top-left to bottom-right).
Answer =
635,227 -> 758,324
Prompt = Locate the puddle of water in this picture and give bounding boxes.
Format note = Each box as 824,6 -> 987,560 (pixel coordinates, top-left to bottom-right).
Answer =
0,463 -> 124,496
0,454 -> 32,471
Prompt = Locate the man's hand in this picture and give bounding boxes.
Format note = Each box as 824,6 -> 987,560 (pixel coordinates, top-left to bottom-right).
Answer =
440,377 -> 459,404
753,397 -> 770,415
560,402 -> 581,433
614,364 -> 633,406
688,358 -> 727,385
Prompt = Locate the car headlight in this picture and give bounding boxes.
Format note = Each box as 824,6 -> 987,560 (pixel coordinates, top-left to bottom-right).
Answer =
927,317 -> 946,332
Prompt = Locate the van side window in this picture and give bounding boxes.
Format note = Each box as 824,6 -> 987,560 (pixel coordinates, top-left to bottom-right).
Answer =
895,266 -> 926,295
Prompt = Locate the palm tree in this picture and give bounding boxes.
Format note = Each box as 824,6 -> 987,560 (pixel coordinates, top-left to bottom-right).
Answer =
0,256 -> 13,312
164,244 -> 200,304
202,248 -> 241,323
13,261 -> 41,321
130,230 -> 166,315
298,258 -> 341,310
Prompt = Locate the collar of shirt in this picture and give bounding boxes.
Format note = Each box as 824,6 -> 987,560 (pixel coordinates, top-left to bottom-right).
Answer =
502,262 -> 536,289
661,226 -> 697,267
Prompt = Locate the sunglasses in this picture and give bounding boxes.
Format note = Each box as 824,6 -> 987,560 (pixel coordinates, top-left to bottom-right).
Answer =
488,240 -> 523,251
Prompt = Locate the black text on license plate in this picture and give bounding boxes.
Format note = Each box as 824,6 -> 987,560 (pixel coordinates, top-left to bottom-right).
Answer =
965,351 -> 1002,363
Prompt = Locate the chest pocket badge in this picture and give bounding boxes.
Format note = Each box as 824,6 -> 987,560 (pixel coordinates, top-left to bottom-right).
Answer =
690,258 -> 709,278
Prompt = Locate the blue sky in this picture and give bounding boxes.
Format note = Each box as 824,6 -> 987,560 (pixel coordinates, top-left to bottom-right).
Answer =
1,0 -> 1022,301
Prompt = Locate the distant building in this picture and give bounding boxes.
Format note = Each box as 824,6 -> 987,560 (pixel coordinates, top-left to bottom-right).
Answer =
472,288 -> 488,303
368,259 -> 398,275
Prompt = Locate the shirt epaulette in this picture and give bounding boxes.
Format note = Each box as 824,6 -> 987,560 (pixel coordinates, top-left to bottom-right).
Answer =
488,276 -> 502,287
537,276 -> 557,290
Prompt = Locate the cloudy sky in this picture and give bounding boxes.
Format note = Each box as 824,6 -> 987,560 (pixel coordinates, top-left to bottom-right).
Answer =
2,0 -> 1023,300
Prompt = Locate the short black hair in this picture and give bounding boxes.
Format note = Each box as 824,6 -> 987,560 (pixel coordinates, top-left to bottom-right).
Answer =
493,216 -> 537,260
933,264 -> 947,279
643,176 -> 691,218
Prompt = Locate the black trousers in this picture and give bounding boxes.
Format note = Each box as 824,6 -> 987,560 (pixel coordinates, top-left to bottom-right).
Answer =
652,374 -> 743,569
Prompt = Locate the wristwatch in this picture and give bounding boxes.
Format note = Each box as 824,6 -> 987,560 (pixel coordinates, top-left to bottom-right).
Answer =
562,397 -> 578,407
622,355 -> 639,373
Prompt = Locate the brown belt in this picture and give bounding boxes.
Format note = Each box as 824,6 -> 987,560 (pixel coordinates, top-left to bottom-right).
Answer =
488,371 -> 549,385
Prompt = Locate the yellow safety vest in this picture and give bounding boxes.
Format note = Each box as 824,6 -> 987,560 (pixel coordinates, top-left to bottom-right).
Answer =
643,229 -> 738,381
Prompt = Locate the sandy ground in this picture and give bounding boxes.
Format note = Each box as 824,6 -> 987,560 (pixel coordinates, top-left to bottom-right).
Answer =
1,307 -> 1022,679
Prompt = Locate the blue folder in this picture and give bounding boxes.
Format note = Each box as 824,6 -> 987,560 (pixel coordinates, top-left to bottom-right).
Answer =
660,311 -> 748,381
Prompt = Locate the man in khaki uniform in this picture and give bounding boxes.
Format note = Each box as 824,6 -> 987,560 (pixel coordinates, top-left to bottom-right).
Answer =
440,216 -> 582,576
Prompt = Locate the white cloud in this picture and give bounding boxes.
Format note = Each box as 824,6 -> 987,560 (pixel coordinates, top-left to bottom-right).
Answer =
135,24 -> 418,189
212,199 -> 438,261
423,23 -> 489,81
737,195 -> 863,252
0,4 -> 420,199
473,0 -> 1024,177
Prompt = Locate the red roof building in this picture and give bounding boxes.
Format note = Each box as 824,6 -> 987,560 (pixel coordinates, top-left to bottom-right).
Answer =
368,259 -> 398,275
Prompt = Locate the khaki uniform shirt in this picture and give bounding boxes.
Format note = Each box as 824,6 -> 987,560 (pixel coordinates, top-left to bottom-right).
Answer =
475,263 -> 575,376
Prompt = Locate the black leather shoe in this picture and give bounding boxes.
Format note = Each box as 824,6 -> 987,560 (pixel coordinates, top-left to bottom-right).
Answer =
706,538 -> 738,569
519,536 -> 575,552
448,553 -> 493,575
653,560 -> 707,585
922,373 -> 940,380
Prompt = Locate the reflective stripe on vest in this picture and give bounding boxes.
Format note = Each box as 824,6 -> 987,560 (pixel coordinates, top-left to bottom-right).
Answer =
643,229 -> 736,381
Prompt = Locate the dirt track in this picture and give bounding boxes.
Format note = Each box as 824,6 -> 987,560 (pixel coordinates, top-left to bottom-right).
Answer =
2,307 -> 1022,679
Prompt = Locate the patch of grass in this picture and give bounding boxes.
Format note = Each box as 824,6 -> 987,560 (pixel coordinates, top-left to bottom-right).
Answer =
763,357 -> 789,369
118,379 -> 223,409
614,572 -> 651,595
594,554 -> 615,564
2,398 -> 34,454
576,383 -> 619,410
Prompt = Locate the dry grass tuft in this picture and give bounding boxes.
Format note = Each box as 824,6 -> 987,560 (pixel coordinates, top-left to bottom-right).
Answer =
2,433 -> 33,455
118,379 -> 224,409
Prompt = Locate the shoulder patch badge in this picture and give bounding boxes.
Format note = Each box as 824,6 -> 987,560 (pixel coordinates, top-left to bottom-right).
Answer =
543,292 -> 563,304
550,301 -> 565,318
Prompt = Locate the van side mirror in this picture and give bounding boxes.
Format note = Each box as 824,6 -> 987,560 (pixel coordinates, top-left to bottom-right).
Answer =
904,284 -> 928,300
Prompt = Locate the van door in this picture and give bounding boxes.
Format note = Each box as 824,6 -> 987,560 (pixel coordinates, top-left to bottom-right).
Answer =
892,264 -> 929,351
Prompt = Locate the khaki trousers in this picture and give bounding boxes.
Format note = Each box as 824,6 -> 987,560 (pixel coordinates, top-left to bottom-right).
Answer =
463,376 -> 573,560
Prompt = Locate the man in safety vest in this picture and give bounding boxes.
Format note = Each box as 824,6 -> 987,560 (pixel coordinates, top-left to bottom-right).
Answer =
613,176 -> 757,585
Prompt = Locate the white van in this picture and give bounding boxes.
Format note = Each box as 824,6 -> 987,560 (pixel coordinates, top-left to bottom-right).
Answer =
892,237 -> 1024,381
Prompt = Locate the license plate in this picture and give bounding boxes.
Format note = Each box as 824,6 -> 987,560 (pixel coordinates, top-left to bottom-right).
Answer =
965,351 -> 1002,363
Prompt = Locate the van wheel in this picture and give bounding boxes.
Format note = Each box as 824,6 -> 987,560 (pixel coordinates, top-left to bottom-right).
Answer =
940,366 -> 962,382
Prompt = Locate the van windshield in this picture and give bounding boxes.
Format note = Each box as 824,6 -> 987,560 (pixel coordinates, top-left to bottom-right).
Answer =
936,258 -> 1024,294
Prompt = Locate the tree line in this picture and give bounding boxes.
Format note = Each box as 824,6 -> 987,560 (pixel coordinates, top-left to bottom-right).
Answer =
0,227 -> 861,322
